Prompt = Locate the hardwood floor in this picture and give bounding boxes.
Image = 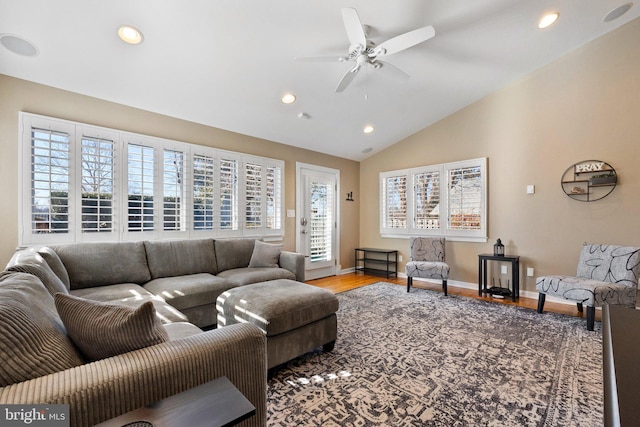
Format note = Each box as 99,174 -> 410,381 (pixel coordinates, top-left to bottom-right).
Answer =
307,273 -> 601,322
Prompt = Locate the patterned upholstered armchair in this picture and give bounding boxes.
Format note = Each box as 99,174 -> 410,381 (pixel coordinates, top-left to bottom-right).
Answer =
536,243 -> 640,330
405,237 -> 450,295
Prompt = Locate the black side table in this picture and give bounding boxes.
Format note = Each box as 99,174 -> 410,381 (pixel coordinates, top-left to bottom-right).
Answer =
478,254 -> 520,302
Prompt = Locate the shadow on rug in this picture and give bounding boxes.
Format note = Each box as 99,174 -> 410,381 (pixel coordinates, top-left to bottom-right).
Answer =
267,282 -> 602,426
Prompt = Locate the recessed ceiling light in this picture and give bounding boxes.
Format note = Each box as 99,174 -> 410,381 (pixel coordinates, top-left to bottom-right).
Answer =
0,34 -> 39,57
117,25 -> 144,45
538,12 -> 559,29
281,93 -> 296,104
363,125 -> 375,134
603,3 -> 633,22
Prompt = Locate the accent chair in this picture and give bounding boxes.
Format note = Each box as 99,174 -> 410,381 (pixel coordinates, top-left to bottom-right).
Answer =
405,237 -> 450,295
536,243 -> 640,330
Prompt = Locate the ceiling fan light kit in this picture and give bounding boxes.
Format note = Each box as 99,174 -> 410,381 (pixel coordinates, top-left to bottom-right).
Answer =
296,7 -> 436,93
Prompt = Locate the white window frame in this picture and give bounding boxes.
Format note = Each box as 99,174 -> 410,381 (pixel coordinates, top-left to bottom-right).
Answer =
380,157 -> 487,242
18,112 -> 285,245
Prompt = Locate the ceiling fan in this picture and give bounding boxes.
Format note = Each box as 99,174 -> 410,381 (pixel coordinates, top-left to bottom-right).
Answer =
296,8 -> 436,93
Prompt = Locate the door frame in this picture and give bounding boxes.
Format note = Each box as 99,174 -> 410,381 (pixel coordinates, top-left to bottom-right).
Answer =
295,162 -> 340,280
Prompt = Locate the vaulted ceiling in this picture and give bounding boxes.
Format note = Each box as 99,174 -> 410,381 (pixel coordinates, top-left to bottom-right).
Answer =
1,1 -> 638,161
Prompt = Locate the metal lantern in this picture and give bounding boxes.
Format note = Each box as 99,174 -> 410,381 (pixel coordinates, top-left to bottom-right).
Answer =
494,238 -> 505,256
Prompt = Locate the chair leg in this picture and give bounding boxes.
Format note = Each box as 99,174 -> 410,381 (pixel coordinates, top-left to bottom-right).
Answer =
577,302 -> 583,313
407,276 -> 412,293
442,279 -> 448,296
586,306 -> 595,331
537,293 -> 546,313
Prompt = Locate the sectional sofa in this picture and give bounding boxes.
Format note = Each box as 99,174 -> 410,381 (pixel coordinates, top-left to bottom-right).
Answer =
0,237 -> 306,427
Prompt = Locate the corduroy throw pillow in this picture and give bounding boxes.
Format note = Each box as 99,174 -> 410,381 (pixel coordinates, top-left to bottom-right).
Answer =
54,293 -> 169,361
0,272 -> 83,386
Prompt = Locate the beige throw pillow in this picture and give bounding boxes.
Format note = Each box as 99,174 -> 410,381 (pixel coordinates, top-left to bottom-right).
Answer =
248,240 -> 283,268
54,294 -> 169,361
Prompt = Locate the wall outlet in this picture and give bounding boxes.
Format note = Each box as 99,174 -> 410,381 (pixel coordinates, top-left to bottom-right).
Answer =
527,267 -> 534,277
501,265 -> 508,274
399,255 -> 403,262
527,184 -> 535,194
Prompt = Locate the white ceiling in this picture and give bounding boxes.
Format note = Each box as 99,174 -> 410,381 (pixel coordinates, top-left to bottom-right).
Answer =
1,1 -> 638,161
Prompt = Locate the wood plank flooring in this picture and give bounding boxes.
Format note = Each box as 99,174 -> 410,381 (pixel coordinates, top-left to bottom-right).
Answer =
307,273 -> 601,322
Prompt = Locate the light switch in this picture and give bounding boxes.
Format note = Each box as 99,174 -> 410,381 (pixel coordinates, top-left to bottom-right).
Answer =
527,267 -> 534,277
287,209 -> 296,218
501,265 -> 508,274
527,185 -> 535,194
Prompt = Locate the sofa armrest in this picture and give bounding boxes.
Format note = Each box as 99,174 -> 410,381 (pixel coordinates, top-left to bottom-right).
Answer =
279,250 -> 305,282
0,323 -> 267,427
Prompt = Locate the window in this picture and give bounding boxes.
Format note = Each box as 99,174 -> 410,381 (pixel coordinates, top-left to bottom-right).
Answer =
380,158 -> 487,242
19,113 -> 284,244
30,126 -> 71,236
81,134 -> 115,233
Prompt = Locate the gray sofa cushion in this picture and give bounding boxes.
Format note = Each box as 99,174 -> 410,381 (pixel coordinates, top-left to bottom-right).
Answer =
216,267 -> 296,287
217,279 -> 339,336
163,322 -> 203,341
144,273 -> 236,311
71,283 -> 154,302
144,239 -> 217,279
6,250 -> 69,296
0,272 -> 83,386
214,239 -> 256,272
55,293 -> 169,361
53,242 -> 151,289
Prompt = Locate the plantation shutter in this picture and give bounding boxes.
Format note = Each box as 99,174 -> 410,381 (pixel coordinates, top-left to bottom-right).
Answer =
162,149 -> 184,231
193,153 -> 215,231
245,162 -> 262,230
127,143 -> 155,232
266,165 -> 282,231
382,174 -> 407,230
309,179 -> 333,262
447,165 -> 482,230
219,156 -> 238,231
80,135 -> 114,233
31,127 -> 71,234
413,170 -> 440,230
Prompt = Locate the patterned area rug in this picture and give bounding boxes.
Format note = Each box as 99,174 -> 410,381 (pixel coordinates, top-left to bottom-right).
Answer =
267,282 -> 602,426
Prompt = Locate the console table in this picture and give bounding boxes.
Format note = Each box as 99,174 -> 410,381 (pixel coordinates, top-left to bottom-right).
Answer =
478,254 -> 520,302
355,248 -> 398,279
94,376 -> 255,427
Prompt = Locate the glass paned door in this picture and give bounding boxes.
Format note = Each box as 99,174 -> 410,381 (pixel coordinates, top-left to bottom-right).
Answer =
298,165 -> 338,280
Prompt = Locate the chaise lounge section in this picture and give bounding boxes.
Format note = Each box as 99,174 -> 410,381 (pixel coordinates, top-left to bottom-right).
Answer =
0,237 -> 308,427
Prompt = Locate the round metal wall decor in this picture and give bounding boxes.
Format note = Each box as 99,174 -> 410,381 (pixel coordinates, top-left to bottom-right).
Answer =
560,160 -> 617,202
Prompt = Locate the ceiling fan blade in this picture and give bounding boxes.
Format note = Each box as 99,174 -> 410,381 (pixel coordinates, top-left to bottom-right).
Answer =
295,56 -> 345,63
374,25 -> 435,57
342,8 -> 366,48
335,66 -> 360,93
374,60 -> 410,81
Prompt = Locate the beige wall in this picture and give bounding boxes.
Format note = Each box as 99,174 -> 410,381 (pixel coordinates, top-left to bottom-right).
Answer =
0,75 -> 360,268
360,18 -> 640,294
